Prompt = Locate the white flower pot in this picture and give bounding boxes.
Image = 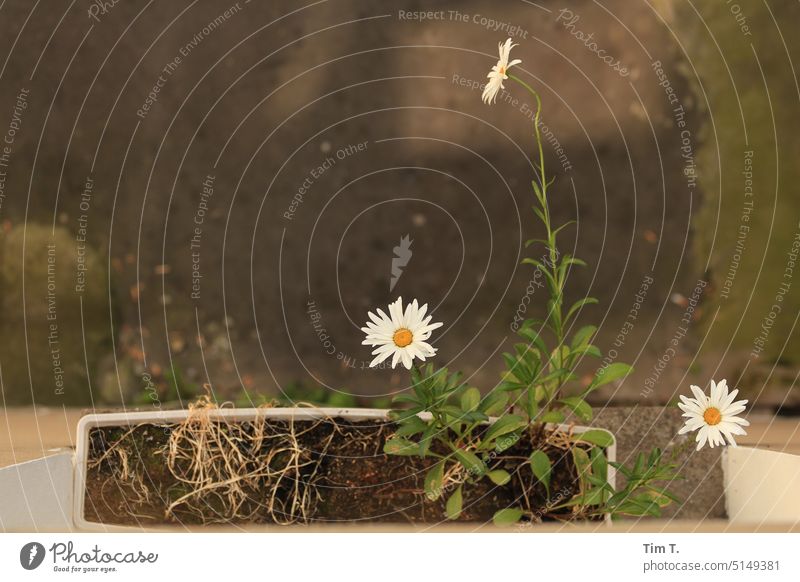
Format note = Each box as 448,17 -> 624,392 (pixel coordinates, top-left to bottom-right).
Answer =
74,407 -> 616,530
724,446 -> 800,525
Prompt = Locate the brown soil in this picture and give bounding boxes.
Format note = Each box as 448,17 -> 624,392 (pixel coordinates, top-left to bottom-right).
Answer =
84,419 -> 581,526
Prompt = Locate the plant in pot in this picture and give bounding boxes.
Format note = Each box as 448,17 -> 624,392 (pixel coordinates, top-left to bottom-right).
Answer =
76,38 -> 687,529
373,38 -> 679,525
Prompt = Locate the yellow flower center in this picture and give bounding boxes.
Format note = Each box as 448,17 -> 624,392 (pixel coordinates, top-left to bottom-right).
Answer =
703,407 -> 722,426
499,66 -> 506,74
393,328 -> 413,348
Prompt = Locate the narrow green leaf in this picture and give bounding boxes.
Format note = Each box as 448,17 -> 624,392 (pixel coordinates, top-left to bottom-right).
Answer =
484,415 -> 527,443
383,438 -> 419,456
552,220 -> 576,238
572,447 -> 592,482
394,416 -> 429,438
524,237 -> 550,248
391,394 -> 420,405
445,485 -> 463,520
569,344 -> 602,360
559,396 -> 593,422
570,325 -> 597,349
528,450 -> 552,492
493,431 -> 521,453
480,391 -> 508,416
493,507 -> 524,526
589,363 -> 633,390
590,447 -> 609,483
424,462 -> 445,501
419,425 -> 436,457
454,449 -> 485,477
566,298 -> 599,323
460,387 -> 481,412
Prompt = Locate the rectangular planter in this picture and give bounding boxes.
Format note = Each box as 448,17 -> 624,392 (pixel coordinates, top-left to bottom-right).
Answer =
74,407 -> 616,530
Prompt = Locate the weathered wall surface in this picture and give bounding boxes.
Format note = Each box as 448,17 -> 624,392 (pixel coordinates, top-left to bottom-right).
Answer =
0,1 -> 797,407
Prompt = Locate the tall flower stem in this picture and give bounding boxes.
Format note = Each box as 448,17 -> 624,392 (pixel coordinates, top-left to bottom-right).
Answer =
508,73 -> 567,402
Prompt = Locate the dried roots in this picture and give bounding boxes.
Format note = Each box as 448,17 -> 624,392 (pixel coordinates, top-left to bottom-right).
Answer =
161,397 -> 335,525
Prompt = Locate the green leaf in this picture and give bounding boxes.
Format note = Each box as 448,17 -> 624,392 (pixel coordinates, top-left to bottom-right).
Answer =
487,470 -> 512,486
383,438 -> 419,456
531,205 -> 548,228
568,344 -> 602,360
589,363 -> 633,390
454,449 -> 485,477
391,394 -> 421,406
484,415 -> 527,443
566,298 -> 599,323
552,220 -> 576,238
559,396 -> 592,422
393,416 -> 429,438
518,327 -> 548,355
424,462 -> 445,501
570,325 -> 597,349
494,431 -> 521,453
574,429 -> 615,448
419,425 -> 436,457
480,391 -> 508,416
493,508 -> 524,527
528,450 -> 552,492
540,410 -> 565,424
525,387 -> 539,420
521,258 -> 559,292
524,237 -> 550,248
460,387 -> 481,412
459,411 -> 489,424
590,447 -> 609,483
442,405 -> 466,419
572,447 -> 592,482
445,485 -> 463,520
571,486 -> 606,507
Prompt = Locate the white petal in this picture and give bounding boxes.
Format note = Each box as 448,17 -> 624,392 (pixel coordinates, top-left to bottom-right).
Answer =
684,417 -> 706,431
718,421 -> 747,436
678,399 -> 703,415
371,343 -> 395,356
403,300 -> 415,328
696,425 -> 709,450
370,347 -> 396,367
722,404 -> 747,417
690,385 -> 708,407
724,415 -> 750,427
719,387 -> 739,410
389,298 -> 403,328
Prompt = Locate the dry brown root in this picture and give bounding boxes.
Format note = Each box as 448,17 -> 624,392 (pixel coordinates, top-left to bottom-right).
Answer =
160,397 -> 334,525
88,425 -> 152,509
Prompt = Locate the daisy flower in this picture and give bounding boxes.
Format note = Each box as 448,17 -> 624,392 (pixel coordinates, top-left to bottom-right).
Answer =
677,379 -> 749,451
482,38 -> 522,105
362,297 -> 443,370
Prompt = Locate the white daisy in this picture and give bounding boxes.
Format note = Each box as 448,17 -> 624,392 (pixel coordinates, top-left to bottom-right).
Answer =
677,379 -> 749,451
361,297 -> 443,370
481,38 -> 522,105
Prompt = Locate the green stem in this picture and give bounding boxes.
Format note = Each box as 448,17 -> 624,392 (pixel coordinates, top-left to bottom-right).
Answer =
508,73 -> 567,400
